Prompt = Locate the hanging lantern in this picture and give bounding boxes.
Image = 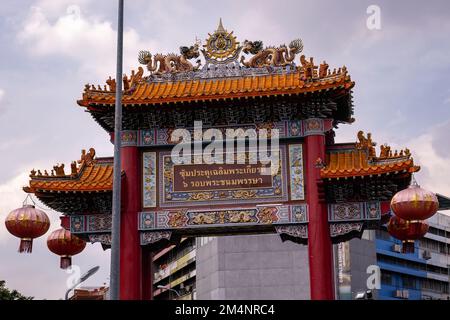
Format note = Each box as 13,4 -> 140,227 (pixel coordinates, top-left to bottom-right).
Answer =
5,204 -> 50,253
390,184 -> 439,221
387,215 -> 429,253
47,228 -> 86,269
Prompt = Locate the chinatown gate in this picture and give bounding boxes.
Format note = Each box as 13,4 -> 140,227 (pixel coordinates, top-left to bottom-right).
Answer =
23,21 -> 419,300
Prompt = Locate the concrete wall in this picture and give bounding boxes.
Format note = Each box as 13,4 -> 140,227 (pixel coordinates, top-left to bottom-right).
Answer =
196,234 -> 310,300
348,234 -> 379,299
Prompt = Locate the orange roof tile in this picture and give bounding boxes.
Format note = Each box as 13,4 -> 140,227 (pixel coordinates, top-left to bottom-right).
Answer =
24,157 -> 113,193
78,70 -> 354,107
321,150 -> 419,179
321,131 -> 420,179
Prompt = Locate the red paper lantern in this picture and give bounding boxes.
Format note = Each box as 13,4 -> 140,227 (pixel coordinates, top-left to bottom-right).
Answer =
5,205 -> 50,253
387,215 -> 429,253
390,184 -> 439,221
47,228 -> 86,269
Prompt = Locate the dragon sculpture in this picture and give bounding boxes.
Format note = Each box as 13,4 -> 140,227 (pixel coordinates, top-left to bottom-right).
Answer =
240,39 -> 303,68
138,43 -> 201,75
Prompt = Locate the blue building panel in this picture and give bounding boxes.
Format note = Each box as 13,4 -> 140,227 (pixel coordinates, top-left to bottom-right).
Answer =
375,234 -> 429,300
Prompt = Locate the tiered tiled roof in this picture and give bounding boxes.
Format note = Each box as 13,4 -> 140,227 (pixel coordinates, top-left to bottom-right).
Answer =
321,131 -> 420,179
78,68 -> 354,107
24,148 -> 113,194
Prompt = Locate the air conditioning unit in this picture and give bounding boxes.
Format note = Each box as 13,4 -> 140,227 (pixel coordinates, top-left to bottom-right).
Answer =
422,250 -> 432,260
392,244 -> 402,253
403,290 -> 409,299
394,290 -> 409,299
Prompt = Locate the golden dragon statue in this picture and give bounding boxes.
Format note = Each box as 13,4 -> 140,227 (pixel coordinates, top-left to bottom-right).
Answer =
240,39 -> 303,68
138,43 -> 201,75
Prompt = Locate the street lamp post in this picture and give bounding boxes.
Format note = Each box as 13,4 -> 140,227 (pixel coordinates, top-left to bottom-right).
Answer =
110,0 -> 124,301
157,285 -> 181,298
65,266 -> 100,300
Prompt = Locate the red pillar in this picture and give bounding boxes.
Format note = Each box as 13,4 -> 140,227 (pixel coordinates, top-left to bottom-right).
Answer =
305,133 -> 335,300
141,248 -> 154,300
119,145 -> 142,299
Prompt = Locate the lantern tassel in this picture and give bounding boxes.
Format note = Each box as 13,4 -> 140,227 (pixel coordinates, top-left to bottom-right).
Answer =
19,239 -> 33,253
60,256 -> 72,269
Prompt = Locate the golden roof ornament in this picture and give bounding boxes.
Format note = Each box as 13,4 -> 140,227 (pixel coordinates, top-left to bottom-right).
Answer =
202,18 -> 241,64
216,18 -> 226,33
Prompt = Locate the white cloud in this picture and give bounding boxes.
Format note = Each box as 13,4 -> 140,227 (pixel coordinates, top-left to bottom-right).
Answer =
407,121 -> 450,197
17,4 -> 158,80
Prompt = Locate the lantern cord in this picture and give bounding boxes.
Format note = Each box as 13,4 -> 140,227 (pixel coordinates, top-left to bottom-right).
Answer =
22,194 -> 36,207
25,194 -> 58,214
410,173 -> 419,187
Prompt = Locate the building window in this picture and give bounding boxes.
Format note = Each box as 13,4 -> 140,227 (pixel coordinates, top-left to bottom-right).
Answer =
381,272 -> 392,285
376,229 -> 391,241
402,276 -> 418,290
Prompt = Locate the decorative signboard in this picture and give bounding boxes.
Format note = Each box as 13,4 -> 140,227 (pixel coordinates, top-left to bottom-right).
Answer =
157,148 -> 289,207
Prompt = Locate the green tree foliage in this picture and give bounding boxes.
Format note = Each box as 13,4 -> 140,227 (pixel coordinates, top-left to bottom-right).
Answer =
0,280 -> 33,300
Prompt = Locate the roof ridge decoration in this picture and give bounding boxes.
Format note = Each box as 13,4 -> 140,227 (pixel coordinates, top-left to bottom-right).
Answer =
321,131 -> 419,179
29,148 -> 98,180
202,18 -> 241,66
80,19 -> 353,103
354,131 -> 412,163
135,19 -> 309,83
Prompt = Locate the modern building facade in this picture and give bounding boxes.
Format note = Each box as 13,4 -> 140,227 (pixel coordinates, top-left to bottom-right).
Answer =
152,211 -> 449,300
152,234 -> 310,300
153,237 -> 197,300
376,212 -> 450,300
195,235 -> 310,300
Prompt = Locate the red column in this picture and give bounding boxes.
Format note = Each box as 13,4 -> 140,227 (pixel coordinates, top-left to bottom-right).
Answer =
305,134 -> 335,300
141,248 -> 154,300
119,145 -> 142,299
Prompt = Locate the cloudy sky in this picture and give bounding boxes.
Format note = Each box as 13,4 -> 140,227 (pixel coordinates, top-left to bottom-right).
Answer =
0,0 -> 449,299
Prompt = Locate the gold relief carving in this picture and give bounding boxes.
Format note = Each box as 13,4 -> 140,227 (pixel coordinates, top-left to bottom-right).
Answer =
229,211 -> 257,223
189,192 -> 213,201
232,190 -> 257,199
258,207 -> 279,224
191,213 -> 216,225
167,211 -> 187,228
